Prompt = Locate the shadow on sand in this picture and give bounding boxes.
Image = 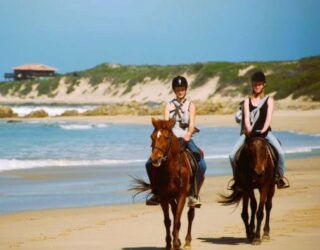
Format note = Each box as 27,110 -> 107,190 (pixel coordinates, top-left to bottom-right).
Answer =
198,236 -> 248,245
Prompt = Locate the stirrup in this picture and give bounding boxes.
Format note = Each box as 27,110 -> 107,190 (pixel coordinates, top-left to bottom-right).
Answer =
146,193 -> 160,206
188,196 -> 201,208
276,176 -> 290,189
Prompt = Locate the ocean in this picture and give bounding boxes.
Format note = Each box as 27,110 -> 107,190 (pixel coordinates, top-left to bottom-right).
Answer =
1,120 -> 320,213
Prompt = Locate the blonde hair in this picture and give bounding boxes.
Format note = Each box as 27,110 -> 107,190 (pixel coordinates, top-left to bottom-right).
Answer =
250,84 -> 265,98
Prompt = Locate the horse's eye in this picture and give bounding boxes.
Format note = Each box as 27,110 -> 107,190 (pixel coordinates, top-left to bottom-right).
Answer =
163,131 -> 170,138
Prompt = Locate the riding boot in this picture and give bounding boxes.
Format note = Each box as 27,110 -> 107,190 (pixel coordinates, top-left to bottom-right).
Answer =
276,173 -> 290,189
188,165 -> 201,208
146,193 -> 160,205
146,164 -> 160,206
228,166 -> 242,191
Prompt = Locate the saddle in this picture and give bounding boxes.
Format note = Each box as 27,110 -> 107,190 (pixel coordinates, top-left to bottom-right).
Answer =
235,140 -> 279,170
178,138 -> 200,195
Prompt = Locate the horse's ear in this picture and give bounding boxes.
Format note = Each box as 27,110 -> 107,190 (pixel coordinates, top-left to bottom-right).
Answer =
168,118 -> 175,129
151,117 -> 158,128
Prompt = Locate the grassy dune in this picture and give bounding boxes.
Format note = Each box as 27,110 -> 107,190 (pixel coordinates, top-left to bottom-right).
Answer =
0,56 -> 319,103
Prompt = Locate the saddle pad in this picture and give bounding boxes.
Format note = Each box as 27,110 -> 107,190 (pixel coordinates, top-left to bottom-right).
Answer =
235,142 -> 278,167
185,149 -> 199,178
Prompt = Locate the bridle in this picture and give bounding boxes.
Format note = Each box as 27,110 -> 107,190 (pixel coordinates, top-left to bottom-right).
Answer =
152,130 -> 174,164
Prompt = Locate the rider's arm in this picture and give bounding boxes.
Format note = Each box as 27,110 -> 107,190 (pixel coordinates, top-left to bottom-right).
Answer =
261,97 -> 274,133
163,102 -> 170,120
185,102 -> 195,141
243,97 -> 252,134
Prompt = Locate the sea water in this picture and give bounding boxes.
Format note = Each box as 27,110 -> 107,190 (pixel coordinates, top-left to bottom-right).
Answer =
0,121 -> 320,213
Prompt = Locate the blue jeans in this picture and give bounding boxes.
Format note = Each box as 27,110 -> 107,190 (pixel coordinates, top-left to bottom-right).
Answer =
146,139 -> 207,185
229,132 -> 285,176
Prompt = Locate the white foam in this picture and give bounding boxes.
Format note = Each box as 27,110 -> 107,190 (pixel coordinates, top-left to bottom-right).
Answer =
205,154 -> 229,160
11,105 -> 97,117
59,124 -> 94,130
0,158 -> 145,172
285,145 -> 320,154
59,123 -> 109,130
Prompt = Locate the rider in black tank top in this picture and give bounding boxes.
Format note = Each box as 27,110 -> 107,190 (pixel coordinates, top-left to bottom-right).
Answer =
249,97 -> 271,136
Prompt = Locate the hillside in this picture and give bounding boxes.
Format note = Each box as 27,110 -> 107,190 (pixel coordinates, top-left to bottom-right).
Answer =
0,56 -> 319,106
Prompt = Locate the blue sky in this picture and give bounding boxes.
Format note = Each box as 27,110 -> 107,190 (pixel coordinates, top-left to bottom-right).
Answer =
0,0 -> 319,79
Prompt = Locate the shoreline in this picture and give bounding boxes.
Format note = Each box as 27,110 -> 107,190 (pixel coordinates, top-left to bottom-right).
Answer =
2,109 -> 320,134
1,109 -> 320,249
1,156 -> 319,249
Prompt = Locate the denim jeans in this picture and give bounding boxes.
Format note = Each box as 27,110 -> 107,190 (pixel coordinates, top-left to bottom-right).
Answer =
229,132 -> 285,176
146,139 -> 207,184
266,132 -> 285,176
229,134 -> 246,175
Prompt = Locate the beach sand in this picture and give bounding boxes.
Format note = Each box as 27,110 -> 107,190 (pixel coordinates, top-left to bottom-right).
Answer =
0,157 -> 319,250
1,110 -> 320,250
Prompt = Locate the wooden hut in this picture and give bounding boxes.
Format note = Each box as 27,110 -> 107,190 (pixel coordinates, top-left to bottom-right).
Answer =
10,64 -> 57,81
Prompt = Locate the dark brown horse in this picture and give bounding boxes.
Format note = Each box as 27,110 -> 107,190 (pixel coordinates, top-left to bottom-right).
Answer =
132,118 -> 202,249
219,136 -> 276,245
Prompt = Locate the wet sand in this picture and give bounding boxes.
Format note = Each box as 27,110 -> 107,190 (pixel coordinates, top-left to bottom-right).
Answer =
0,157 -> 319,250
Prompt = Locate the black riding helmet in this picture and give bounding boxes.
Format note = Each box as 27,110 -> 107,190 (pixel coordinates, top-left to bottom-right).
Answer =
251,71 -> 266,83
172,75 -> 188,91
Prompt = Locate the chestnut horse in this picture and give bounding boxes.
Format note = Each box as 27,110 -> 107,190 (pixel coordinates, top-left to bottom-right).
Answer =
219,136 -> 276,245
132,118 -> 201,249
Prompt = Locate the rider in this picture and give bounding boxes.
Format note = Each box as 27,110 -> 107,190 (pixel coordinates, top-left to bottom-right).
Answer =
145,75 -> 207,207
229,71 -> 290,189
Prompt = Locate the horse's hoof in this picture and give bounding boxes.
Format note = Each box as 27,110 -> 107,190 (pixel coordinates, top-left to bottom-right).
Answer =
173,239 -> 181,249
184,242 -> 191,249
252,238 -> 261,245
246,231 -> 254,242
262,234 -> 270,241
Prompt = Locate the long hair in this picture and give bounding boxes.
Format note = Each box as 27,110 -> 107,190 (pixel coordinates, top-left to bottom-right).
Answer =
250,89 -> 265,99
250,70 -> 266,98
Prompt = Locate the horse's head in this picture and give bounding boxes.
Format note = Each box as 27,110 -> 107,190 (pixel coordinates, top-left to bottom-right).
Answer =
150,118 -> 175,167
245,136 -> 269,175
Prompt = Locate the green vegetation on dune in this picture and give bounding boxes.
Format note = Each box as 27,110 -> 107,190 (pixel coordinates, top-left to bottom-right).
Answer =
0,56 -> 319,101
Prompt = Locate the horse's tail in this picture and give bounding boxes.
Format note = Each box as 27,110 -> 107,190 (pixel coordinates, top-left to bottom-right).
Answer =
218,189 -> 243,207
129,176 -> 152,200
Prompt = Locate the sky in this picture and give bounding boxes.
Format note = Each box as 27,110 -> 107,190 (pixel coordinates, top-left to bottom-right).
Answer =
0,0 -> 320,79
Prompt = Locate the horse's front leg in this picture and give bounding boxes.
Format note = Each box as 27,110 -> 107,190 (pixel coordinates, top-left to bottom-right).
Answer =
184,207 -> 195,248
263,186 -> 275,241
172,195 -> 186,249
160,201 -> 172,250
249,189 -> 257,232
253,188 -> 268,245
241,194 -> 254,242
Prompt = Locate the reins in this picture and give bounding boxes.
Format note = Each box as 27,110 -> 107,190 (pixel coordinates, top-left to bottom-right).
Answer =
152,130 -> 184,187
152,131 -> 174,162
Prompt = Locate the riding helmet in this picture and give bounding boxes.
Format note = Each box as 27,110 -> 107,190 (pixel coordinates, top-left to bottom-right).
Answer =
251,71 -> 266,83
172,75 -> 188,90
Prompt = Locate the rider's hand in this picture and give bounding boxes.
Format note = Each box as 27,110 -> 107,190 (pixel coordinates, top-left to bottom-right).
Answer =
244,128 -> 252,136
184,132 -> 191,141
260,128 -> 267,134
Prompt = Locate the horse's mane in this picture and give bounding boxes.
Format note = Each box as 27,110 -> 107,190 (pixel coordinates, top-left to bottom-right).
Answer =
152,118 -> 175,131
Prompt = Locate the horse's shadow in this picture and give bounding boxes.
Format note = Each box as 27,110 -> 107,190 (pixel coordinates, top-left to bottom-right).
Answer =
198,236 -> 248,245
123,237 -> 248,249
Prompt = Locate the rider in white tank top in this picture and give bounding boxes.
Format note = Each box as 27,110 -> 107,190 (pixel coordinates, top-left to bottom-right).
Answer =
146,75 -> 207,208
168,98 -> 191,138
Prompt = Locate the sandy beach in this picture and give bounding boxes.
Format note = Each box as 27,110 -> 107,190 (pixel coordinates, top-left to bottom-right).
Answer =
0,157 -> 319,250
1,110 -> 320,250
